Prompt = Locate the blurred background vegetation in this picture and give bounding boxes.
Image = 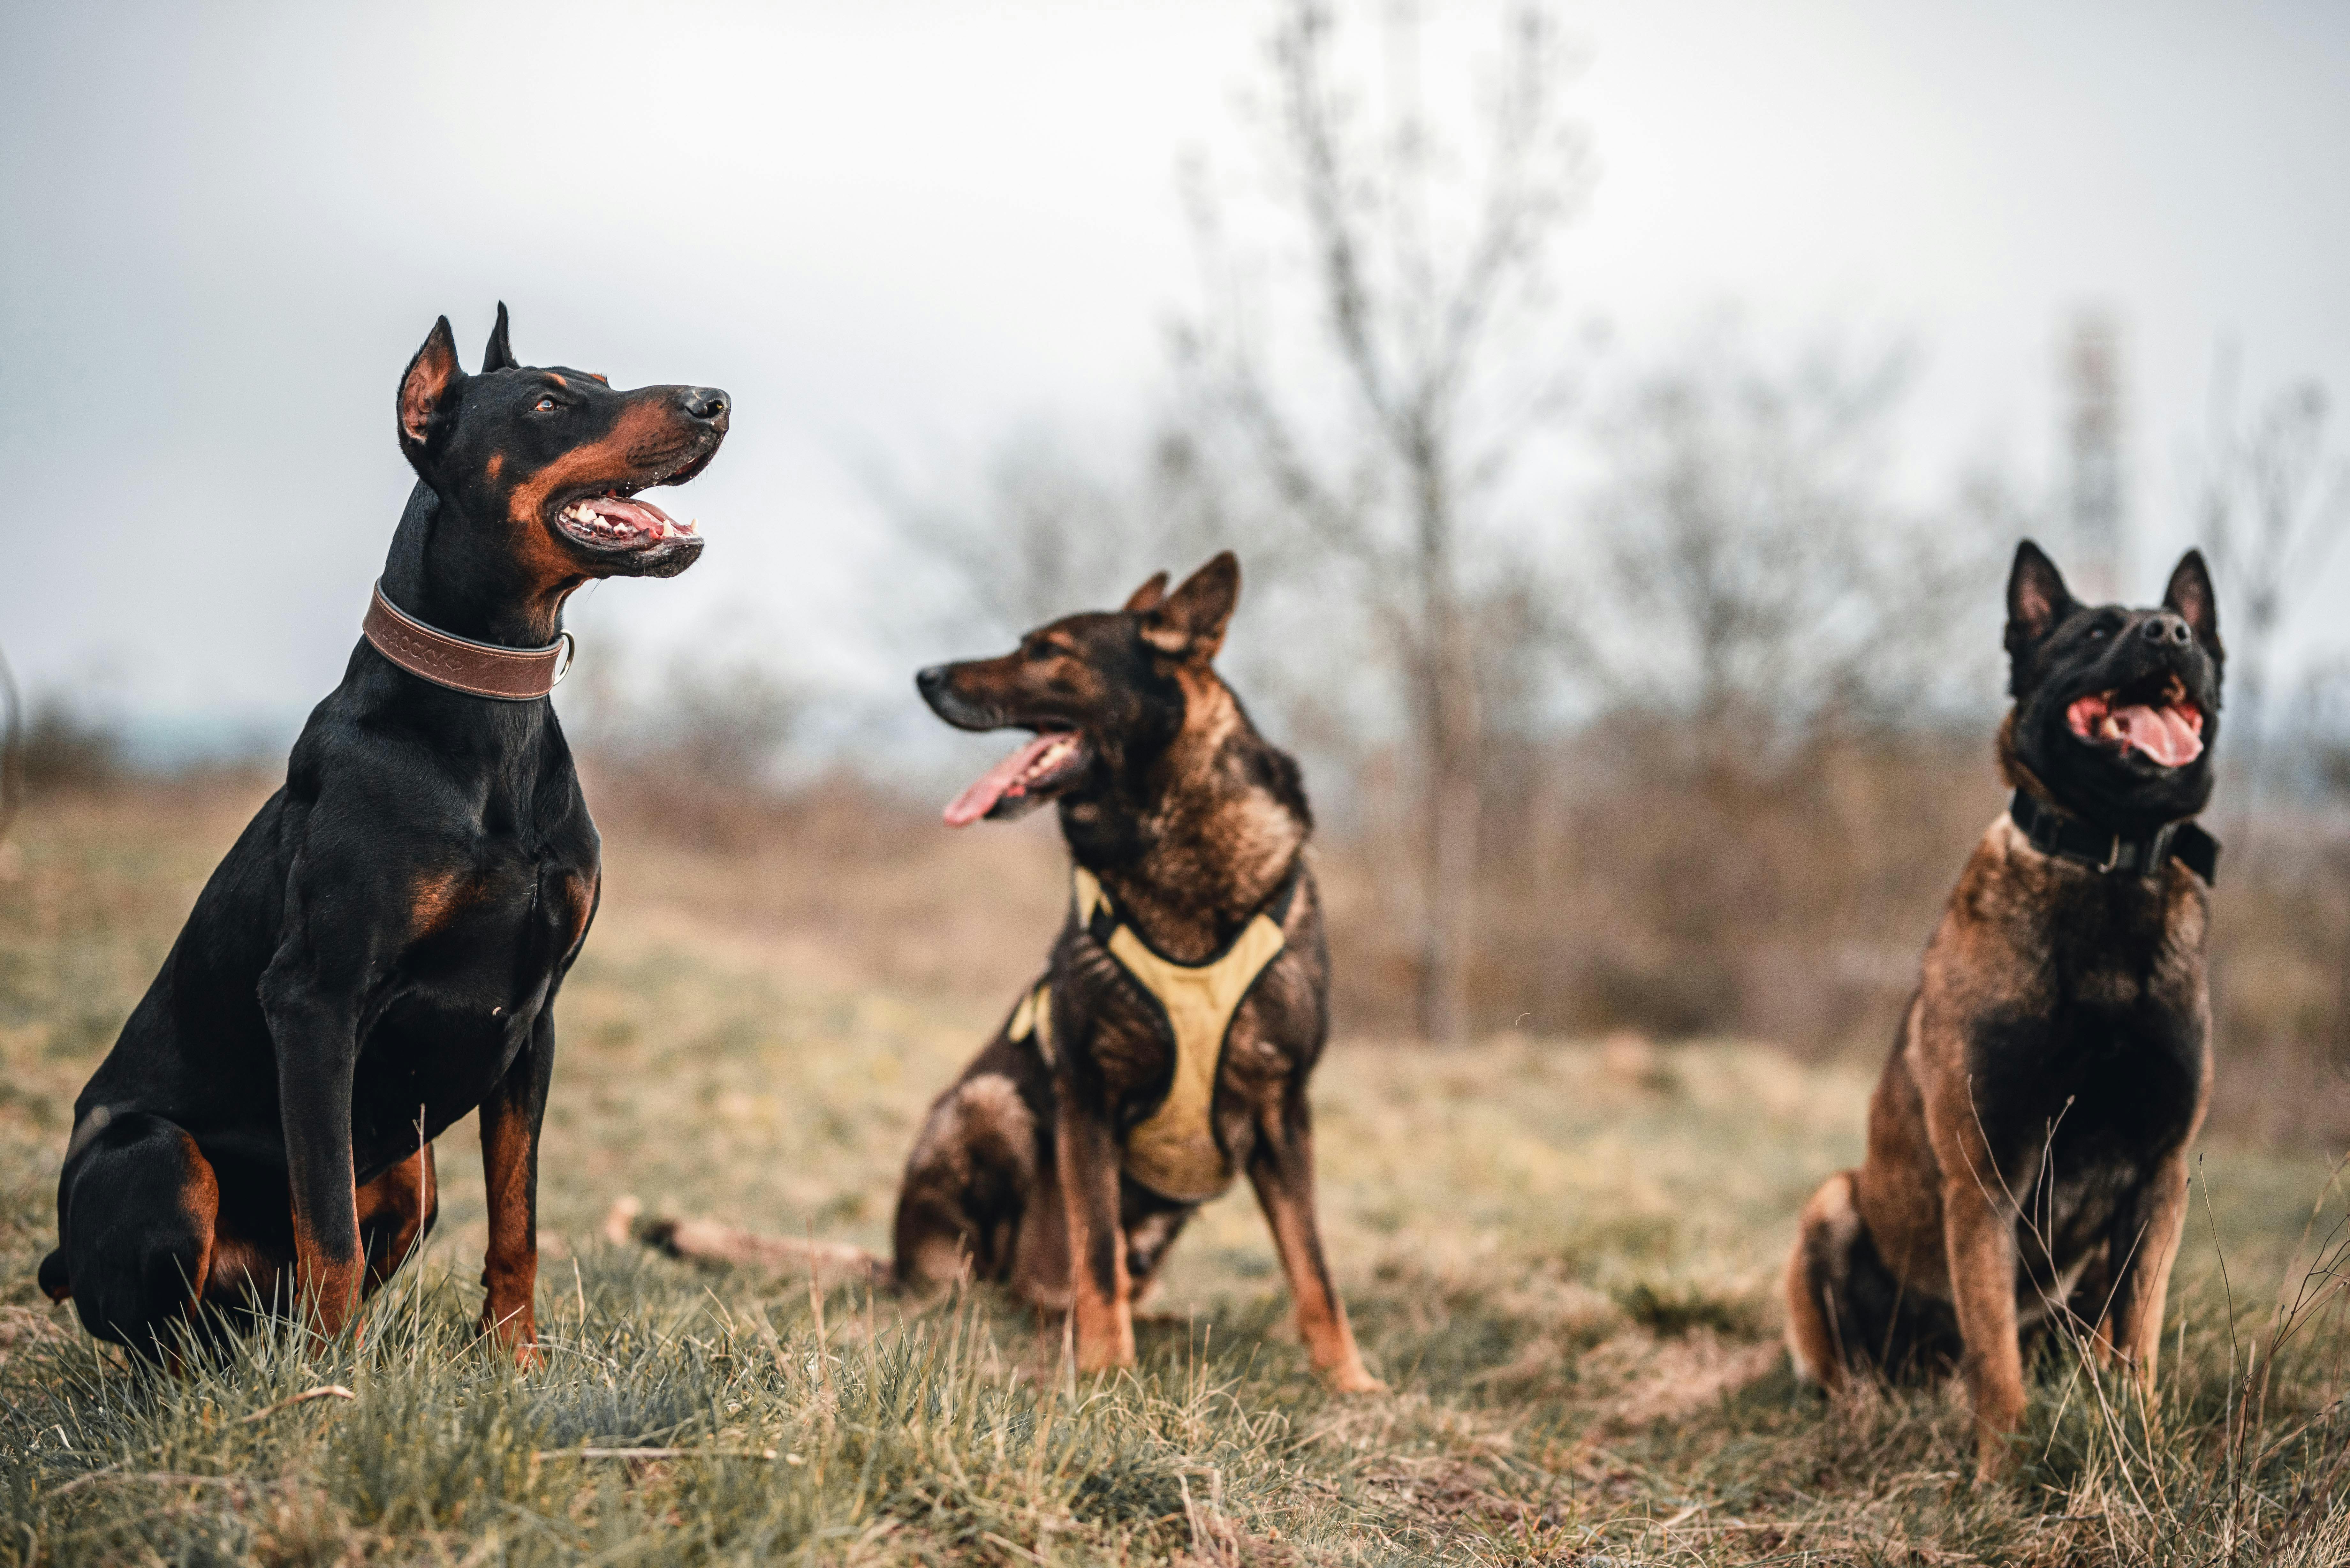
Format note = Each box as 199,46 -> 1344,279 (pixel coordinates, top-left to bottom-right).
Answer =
9,0 -> 2349,1146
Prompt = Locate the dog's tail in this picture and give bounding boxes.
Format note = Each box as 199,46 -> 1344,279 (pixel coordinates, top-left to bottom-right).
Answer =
602,1196 -> 890,1289
37,1248 -> 70,1303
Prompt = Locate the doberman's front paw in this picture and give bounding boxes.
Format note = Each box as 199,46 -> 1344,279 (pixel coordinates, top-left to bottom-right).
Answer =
477,1312 -> 541,1369
1328,1363 -> 1388,1395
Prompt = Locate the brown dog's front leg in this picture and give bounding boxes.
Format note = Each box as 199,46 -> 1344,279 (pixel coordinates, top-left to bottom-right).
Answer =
1944,1176 -> 2027,1481
1247,1097 -> 1382,1393
477,1017 -> 554,1366
1056,1097 -> 1135,1372
2102,1150 -> 2193,1388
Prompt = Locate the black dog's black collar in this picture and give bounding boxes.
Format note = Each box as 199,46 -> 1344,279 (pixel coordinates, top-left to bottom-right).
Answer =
2008,790 -> 2219,886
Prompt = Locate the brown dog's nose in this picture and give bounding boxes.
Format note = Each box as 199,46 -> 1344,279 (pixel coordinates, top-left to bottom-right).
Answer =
2142,612 -> 2192,646
916,666 -> 949,703
682,387 -> 729,427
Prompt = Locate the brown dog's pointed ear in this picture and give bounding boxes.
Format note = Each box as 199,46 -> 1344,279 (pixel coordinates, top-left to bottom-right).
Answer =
1122,571 -> 1171,613
2004,539 -> 2074,657
1140,552 -> 1240,660
481,302 -> 518,373
2163,548 -> 2222,655
398,316 -> 464,460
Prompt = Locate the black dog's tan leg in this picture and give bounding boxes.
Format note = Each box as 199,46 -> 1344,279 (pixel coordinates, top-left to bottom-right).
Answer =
2100,1150 -> 2192,1387
356,1145 -> 438,1293
260,964 -> 365,1340
1944,1177 -> 2027,1480
477,1019 -> 553,1364
54,1113 -> 226,1361
1057,1097 -> 1135,1371
1247,1099 -> 1381,1392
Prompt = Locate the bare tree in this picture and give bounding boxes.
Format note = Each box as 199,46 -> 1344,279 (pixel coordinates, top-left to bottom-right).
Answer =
2191,350 -> 2350,834
1176,0 -> 1590,1044
873,429 -> 1164,642
1582,331 -> 2001,771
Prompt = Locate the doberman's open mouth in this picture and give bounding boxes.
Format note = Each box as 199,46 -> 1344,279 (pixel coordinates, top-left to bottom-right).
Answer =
555,491 -> 698,553
2067,672 -> 2205,767
943,730 -> 1091,826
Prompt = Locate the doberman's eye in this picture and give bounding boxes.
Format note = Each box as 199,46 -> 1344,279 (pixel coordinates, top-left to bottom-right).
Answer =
534,396 -> 558,413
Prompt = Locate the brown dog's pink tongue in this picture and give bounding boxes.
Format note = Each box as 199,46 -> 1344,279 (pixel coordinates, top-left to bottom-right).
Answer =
2113,704 -> 2204,766
943,733 -> 1064,826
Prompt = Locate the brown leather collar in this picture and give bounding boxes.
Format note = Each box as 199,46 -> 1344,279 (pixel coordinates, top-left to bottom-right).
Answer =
362,581 -> 574,701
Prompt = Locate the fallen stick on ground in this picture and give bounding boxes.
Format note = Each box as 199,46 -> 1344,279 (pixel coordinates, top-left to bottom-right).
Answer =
537,1446 -> 783,1461
240,1385 -> 356,1423
602,1195 -> 889,1285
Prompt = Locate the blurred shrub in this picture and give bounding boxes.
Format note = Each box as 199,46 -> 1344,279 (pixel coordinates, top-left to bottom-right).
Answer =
21,697 -> 122,791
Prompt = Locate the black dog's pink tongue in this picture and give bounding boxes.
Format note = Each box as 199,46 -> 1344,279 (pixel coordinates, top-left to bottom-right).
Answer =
944,733 -> 1064,827
583,495 -> 691,537
2112,704 -> 2204,766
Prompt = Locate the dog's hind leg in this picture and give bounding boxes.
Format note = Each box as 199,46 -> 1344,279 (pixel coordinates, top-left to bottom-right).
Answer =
892,1070 -> 1042,1296
357,1145 -> 438,1294
52,1112 -> 223,1362
1786,1171 -> 1861,1387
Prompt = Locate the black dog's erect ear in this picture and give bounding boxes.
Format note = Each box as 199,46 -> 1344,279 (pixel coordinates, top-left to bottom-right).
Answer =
2004,539 -> 2075,658
1141,552 -> 1240,660
1123,571 -> 1171,613
481,301 -> 519,373
398,317 -> 465,456
2163,549 -> 2223,656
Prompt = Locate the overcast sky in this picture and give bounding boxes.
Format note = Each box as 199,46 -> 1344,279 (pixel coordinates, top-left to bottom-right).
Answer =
4,0 -> 2347,757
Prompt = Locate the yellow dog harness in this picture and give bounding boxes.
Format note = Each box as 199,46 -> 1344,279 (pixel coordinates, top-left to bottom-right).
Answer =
1007,862 -> 1300,1202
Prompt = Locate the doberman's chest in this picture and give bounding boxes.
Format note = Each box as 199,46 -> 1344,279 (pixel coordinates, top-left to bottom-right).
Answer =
349,835 -> 598,1165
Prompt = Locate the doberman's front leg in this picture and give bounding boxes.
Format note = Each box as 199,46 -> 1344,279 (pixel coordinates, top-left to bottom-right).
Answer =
1247,1092 -> 1382,1393
1057,1095 -> 1135,1372
259,969 -> 363,1340
477,1014 -> 555,1364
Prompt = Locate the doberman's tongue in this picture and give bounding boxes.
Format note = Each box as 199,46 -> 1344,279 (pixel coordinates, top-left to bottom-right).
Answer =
943,733 -> 1066,827
2113,704 -> 2203,766
597,496 -> 686,536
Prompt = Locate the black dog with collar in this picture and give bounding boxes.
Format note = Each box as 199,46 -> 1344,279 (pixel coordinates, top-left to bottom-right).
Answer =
1786,539 -> 2224,1480
40,306 -> 726,1362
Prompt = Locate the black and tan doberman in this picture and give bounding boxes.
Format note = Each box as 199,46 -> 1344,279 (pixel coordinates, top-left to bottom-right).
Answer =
41,305 -> 726,1363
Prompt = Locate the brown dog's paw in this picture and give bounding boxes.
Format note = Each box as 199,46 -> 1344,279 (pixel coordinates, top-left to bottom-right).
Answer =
1328,1363 -> 1388,1395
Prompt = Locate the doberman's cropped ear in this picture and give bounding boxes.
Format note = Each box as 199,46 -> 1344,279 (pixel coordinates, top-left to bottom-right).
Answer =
481,302 -> 518,374
398,316 -> 465,462
2162,548 -> 2223,658
1122,571 -> 1170,614
2004,539 -> 2074,660
1140,552 -> 1240,660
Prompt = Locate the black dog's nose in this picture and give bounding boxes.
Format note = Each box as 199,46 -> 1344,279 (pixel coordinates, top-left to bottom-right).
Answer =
916,665 -> 949,702
682,387 -> 729,425
2142,612 -> 2193,646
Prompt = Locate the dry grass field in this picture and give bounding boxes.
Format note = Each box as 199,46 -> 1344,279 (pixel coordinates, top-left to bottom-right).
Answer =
0,776 -> 2345,1564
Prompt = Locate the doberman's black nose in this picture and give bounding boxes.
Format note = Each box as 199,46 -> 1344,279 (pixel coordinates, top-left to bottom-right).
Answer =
2142,612 -> 2193,646
682,387 -> 729,425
